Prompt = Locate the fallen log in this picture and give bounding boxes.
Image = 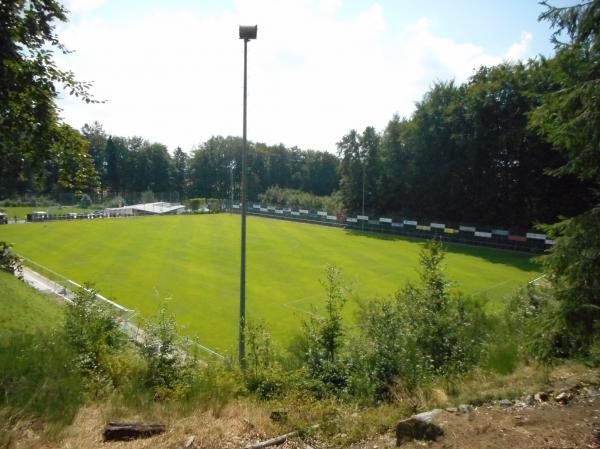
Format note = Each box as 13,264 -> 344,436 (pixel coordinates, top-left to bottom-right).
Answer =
103,422 -> 166,441
244,430 -> 299,449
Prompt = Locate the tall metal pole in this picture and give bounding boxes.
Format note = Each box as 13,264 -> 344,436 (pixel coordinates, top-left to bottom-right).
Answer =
239,38 -> 248,368
361,161 -> 366,231
230,163 -> 234,210
362,162 -> 365,217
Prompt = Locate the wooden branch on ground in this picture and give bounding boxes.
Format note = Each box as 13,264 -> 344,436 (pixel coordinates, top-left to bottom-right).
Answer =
103,422 -> 166,441
244,431 -> 299,449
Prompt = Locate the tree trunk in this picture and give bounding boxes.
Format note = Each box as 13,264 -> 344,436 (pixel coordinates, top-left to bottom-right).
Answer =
103,422 -> 166,441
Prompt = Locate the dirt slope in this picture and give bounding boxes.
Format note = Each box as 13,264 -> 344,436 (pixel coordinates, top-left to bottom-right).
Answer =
352,389 -> 600,449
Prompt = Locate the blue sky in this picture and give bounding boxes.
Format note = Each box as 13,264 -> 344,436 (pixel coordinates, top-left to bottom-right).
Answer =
57,0 -> 564,153
346,1 -> 558,55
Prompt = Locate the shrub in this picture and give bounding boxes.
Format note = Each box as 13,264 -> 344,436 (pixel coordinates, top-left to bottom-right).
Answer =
0,242 -> 22,276
299,265 -> 351,392
352,240 -> 488,401
351,297 -> 429,401
78,193 -> 92,208
505,282 -> 572,363
258,186 -> 342,213
0,195 -> 58,208
141,190 -> 155,203
182,362 -> 244,415
64,286 -> 126,382
244,320 -> 287,399
207,198 -> 222,212
139,301 -> 202,400
396,241 -> 486,378
187,198 -> 204,212
103,195 -> 125,208
246,321 -> 275,374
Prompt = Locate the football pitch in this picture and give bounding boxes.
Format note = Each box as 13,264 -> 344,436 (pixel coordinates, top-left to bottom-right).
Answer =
0,214 -> 539,353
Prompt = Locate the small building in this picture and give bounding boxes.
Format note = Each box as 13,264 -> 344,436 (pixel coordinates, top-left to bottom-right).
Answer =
106,202 -> 185,217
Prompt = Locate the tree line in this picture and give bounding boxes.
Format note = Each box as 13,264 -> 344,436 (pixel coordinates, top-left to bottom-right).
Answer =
337,62 -> 595,228
79,127 -> 340,201
1,0 -> 596,233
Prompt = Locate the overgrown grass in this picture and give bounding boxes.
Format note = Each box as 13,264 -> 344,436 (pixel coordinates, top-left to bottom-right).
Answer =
0,271 -> 78,444
0,333 -> 84,432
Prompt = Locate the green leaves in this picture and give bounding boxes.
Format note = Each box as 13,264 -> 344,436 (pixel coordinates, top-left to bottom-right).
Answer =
0,242 -> 22,276
0,0 -> 100,197
537,206 -> 600,356
64,285 -> 125,375
300,265 -> 351,391
527,0 -> 600,359
354,241 -> 487,400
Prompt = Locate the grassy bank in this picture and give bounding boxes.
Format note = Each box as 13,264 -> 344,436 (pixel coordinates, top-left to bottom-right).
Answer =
0,271 -> 64,334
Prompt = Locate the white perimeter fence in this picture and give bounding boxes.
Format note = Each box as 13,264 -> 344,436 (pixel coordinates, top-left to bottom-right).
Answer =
19,257 -> 225,360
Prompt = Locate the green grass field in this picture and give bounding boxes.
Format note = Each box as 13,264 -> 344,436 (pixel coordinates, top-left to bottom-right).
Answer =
1,206 -> 90,220
0,214 -> 539,352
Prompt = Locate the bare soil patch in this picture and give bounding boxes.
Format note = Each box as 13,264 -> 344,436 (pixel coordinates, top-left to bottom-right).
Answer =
352,392 -> 600,449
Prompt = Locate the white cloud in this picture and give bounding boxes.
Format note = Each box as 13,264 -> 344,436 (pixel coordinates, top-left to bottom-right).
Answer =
55,0 -> 535,153
505,31 -> 533,61
63,0 -> 105,15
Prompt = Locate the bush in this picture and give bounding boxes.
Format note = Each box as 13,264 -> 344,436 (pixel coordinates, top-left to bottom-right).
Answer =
186,198 -> 204,212
139,302 -> 202,400
397,241 -> 486,377
103,195 -> 125,208
258,186 -> 342,213
0,195 -> 58,208
351,240 -> 488,401
64,286 -> 126,383
181,362 -> 244,415
244,321 -> 288,399
207,198 -> 222,212
78,193 -> 92,208
505,282 -> 574,363
297,265 -> 351,393
141,190 -> 155,203
0,242 -> 22,276
350,297 -> 429,401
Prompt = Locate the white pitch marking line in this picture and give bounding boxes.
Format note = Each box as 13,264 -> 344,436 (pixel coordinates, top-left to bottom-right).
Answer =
18,256 -> 226,360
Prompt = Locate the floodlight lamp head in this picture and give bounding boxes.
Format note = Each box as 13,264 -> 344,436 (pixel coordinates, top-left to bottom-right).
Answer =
239,25 -> 257,40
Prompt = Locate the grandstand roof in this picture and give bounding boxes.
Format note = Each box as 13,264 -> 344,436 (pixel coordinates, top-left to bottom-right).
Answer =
106,202 -> 184,215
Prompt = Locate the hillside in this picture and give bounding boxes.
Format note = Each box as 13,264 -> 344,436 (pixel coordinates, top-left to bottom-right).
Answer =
0,271 -> 64,334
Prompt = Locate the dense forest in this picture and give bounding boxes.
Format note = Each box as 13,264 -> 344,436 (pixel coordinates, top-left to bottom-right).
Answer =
1,123 -> 341,204
337,63 -> 595,227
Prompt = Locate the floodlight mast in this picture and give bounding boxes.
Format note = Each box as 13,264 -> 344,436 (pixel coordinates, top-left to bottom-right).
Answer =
239,24 -> 257,369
